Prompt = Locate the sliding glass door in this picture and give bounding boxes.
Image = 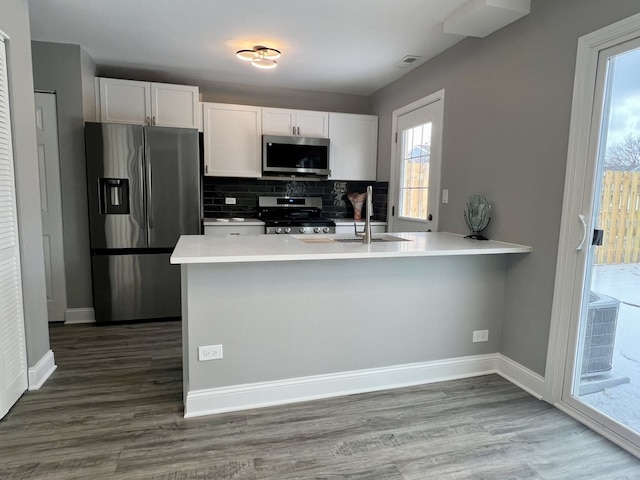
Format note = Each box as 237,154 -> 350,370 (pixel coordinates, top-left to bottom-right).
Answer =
563,36 -> 640,450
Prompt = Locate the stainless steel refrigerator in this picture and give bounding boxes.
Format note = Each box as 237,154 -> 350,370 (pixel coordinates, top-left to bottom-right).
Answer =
85,122 -> 201,323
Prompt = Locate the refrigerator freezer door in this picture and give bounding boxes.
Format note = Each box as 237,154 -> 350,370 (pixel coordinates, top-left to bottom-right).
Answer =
144,127 -> 201,248
86,123 -> 147,249
91,252 -> 180,322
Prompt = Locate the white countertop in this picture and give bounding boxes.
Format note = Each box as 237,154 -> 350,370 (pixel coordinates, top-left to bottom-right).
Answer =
171,231 -> 531,264
204,217 -> 264,226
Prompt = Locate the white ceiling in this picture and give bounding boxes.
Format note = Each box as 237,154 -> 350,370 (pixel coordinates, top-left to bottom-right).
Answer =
27,0 -> 474,96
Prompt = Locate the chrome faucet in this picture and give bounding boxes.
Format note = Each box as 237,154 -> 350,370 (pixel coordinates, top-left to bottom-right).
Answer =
354,185 -> 373,244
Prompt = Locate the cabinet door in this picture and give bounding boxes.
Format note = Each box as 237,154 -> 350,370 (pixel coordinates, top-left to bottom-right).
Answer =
262,108 -> 296,135
262,108 -> 328,138
296,110 -> 329,138
204,225 -> 264,236
329,113 -> 378,180
203,103 -> 262,177
151,83 -> 199,129
99,78 -> 151,125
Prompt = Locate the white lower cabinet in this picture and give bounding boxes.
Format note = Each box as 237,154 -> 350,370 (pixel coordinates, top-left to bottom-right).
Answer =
204,224 -> 264,236
202,103 -> 262,178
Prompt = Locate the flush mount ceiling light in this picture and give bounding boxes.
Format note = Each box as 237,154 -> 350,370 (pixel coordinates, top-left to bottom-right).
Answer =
236,45 -> 281,69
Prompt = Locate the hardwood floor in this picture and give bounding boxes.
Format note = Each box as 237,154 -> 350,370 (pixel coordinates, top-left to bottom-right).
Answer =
1,321 -> 639,479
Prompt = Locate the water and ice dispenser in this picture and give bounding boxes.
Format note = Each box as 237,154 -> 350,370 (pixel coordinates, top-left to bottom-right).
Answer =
99,178 -> 130,215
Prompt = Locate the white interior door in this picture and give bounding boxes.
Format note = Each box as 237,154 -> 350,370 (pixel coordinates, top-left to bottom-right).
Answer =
35,92 -> 67,322
0,35 -> 28,419
388,92 -> 443,232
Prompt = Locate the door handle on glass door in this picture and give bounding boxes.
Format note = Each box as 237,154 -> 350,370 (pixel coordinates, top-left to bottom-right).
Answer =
576,214 -> 587,251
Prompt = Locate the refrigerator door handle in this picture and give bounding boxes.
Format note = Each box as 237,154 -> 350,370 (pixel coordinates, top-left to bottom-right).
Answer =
146,144 -> 154,231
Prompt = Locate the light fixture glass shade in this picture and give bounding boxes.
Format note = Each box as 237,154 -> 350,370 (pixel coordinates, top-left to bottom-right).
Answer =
252,57 -> 277,69
236,45 -> 281,68
236,49 -> 256,61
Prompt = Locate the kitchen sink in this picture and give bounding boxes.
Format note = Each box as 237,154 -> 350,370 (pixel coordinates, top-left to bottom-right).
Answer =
333,235 -> 410,243
296,235 -> 410,244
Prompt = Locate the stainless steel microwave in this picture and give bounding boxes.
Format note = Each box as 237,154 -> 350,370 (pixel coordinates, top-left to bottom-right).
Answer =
262,135 -> 330,178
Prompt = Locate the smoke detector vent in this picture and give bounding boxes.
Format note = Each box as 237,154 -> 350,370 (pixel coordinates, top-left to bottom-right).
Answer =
395,55 -> 421,68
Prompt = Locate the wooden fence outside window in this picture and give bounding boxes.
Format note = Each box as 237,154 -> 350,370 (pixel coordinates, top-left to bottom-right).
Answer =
595,170 -> 640,265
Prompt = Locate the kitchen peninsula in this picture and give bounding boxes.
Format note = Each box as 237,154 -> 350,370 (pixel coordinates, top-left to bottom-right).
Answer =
171,232 -> 531,417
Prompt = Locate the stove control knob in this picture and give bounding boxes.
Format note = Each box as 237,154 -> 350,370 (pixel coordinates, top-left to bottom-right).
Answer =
275,227 -> 282,234
314,227 -> 321,233
299,227 -> 306,234
284,227 -> 292,234
323,227 -> 330,233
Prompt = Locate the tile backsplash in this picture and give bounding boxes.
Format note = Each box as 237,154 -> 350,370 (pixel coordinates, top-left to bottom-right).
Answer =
203,177 -> 388,220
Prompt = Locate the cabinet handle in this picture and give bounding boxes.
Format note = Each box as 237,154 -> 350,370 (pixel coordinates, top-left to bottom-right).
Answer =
146,116 -> 151,125
152,116 -> 156,126
297,126 -> 300,135
292,126 -> 295,135
205,165 -> 208,175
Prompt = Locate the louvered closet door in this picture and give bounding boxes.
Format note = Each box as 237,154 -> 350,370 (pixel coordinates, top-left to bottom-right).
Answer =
0,36 -> 28,419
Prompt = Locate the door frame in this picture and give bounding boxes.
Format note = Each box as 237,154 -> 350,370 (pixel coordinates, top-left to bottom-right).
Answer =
387,89 -> 444,232
545,12 -> 640,458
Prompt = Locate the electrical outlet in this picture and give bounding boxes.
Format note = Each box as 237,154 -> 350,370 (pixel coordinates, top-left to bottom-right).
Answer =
225,197 -> 236,205
198,344 -> 223,361
442,189 -> 449,204
472,330 -> 489,343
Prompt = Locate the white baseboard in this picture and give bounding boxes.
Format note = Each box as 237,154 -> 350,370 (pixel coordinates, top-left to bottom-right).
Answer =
186,354 -> 501,418
65,307 -> 95,324
28,349 -> 57,390
494,353 -> 545,399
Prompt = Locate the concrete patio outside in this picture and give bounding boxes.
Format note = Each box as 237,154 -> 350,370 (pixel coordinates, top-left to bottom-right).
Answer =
581,263 -> 640,432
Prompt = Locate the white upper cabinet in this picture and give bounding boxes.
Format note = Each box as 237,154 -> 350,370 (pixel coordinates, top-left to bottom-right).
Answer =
203,103 -> 262,178
328,113 -> 378,181
98,78 -> 199,129
262,108 -> 328,138
150,83 -> 199,129
98,78 -> 150,125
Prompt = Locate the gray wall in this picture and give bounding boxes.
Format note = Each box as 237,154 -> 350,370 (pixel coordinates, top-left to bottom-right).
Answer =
370,0 -> 640,375
32,41 -> 93,309
0,0 -> 50,366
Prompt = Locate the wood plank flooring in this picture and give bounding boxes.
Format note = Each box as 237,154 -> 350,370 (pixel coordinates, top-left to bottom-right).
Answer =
1,321 -> 639,479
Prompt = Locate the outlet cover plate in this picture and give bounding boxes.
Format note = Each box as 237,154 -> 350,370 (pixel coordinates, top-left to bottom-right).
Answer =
225,197 -> 237,205
472,330 -> 489,343
198,344 -> 223,361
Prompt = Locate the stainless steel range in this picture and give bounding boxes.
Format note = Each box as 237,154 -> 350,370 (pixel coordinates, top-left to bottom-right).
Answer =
258,196 -> 336,235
